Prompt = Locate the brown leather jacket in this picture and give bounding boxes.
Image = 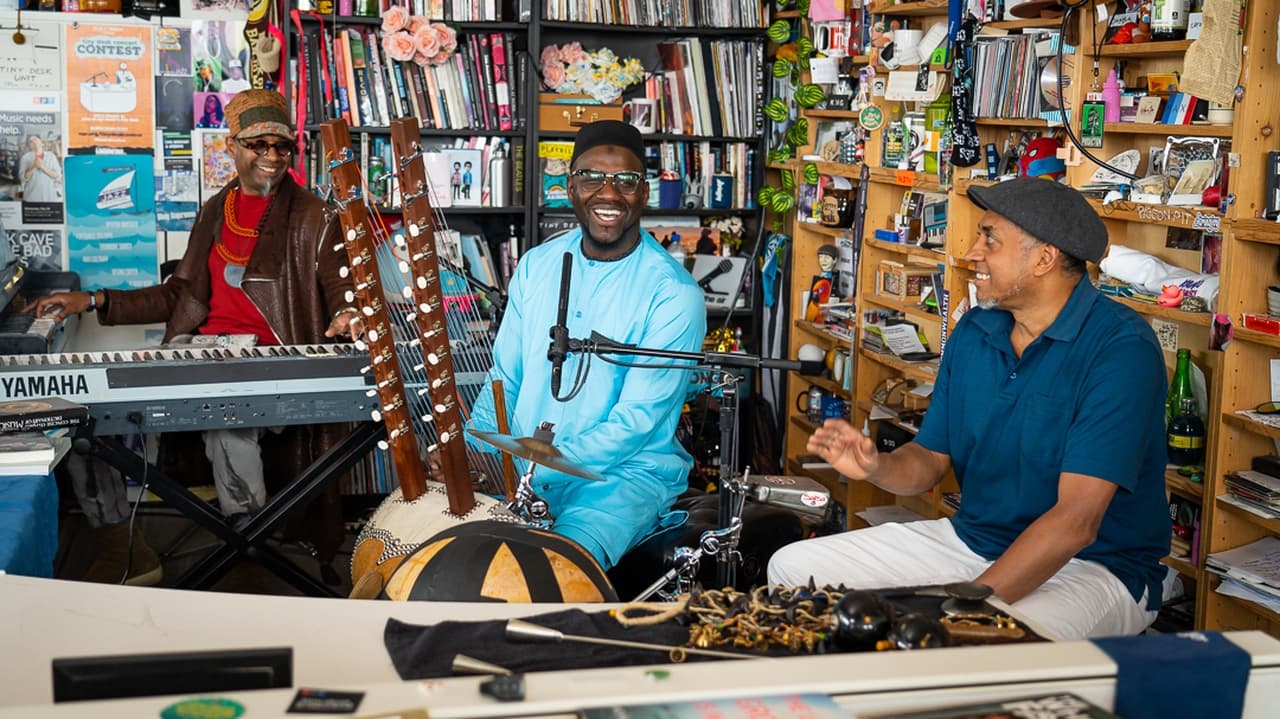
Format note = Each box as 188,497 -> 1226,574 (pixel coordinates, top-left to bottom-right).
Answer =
99,174 -> 350,343
98,174 -> 356,562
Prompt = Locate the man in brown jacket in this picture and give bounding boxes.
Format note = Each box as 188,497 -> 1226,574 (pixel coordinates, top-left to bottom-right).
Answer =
29,89 -> 358,585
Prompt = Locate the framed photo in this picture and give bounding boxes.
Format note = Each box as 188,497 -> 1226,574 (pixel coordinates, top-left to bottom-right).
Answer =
446,148 -> 484,208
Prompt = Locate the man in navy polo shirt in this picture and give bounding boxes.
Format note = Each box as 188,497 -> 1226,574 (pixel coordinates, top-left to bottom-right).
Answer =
770,179 -> 1170,640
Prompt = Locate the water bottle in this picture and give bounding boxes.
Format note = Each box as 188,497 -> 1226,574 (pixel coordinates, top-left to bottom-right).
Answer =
489,146 -> 511,208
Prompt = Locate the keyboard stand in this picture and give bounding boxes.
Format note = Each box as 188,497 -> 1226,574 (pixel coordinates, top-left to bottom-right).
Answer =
86,421 -> 387,597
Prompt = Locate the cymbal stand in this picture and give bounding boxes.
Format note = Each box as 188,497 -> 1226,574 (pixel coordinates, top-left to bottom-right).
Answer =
505,422 -> 556,529
562,332 -> 815,590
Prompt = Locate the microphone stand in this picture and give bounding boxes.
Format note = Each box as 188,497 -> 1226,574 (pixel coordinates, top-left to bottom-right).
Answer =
566,332 -> 816,590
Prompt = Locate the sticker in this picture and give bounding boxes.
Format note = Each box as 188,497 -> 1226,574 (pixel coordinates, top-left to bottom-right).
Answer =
801,491 -> 829,507
160,698 -> 245,719
288,688 -> 365,714
858,104 -> 884,131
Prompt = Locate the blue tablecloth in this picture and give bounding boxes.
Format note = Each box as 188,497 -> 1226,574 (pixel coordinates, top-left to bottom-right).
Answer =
0,472 -> 58,578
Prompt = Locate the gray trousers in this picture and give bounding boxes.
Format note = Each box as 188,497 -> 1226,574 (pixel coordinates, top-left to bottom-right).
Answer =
69,429 -> 272,526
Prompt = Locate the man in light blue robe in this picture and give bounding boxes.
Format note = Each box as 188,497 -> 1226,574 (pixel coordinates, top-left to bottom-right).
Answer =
468,120 -> 705,568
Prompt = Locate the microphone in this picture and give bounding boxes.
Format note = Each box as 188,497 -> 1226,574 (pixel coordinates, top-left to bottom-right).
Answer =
548,252 -> 572,398
696,258 -> 734,294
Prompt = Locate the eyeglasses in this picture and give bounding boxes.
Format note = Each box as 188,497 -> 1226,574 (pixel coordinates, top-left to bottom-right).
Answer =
1256,401 -> 1280,414
238,138 -> 296,157
570,169 -> 645,195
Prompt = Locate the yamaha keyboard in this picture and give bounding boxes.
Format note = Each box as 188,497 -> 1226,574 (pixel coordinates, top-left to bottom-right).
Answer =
0,343 -> 380,434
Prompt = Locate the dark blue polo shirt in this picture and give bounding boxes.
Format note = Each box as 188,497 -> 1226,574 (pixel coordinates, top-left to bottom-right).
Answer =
915,276 -> 1170,609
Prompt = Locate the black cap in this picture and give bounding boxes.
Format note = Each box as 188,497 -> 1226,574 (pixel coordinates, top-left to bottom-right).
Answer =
570,119 -> 645,169
968,178 -> 1108,264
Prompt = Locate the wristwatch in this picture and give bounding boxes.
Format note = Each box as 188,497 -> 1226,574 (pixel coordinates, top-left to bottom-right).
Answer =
87,291 -> 97,311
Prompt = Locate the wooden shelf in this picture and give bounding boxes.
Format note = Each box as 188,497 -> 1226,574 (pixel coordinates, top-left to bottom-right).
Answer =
861,293 -> 941,326
811,160 -> 863,179
987,17 -> 1064,30
864,235 -> 948,264
1095,40 -> 1194,58
805,372 -> 847,397
796,222 -> 856,238
1086,197 -> 1225,232
857,347 -> 939,383
1215,495 -> 1280,536
1232,327 -> 1280,350
1162,554 -> 1199,578
856,399 -> 921,437
865,167 -> 942,192
975,117 -> 1048,127
1107,296 -> 1213,326
805,109 -> 862,120
1205,573 -> 1280,628
1103,122 -> 1234,138
794,320 -> 852,351
1166,468 -> 1206,502
1233,219 -> 1280,245
1221,411 -> 1280,442
866,0 -> 948,16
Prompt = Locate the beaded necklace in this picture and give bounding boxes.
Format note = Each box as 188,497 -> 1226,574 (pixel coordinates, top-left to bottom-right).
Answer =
216,188 -> 273,287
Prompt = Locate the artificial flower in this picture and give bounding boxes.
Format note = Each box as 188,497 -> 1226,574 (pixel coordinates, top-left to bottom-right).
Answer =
539,43 -> 645,104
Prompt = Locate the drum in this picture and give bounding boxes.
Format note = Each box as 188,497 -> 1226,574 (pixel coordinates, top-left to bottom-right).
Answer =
382,520 -> 618,602
349,481 -> 520,596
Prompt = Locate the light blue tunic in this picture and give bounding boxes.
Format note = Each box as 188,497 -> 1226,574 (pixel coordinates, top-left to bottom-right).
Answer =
467,228 -> 706,568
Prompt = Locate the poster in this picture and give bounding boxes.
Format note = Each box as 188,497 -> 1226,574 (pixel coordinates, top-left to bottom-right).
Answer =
5,226 -> 63,271
0,20 -> 61,92
65,154 -> 159,290
156,132 -> 199,232
156,75 -> 195,131
155,25 -> 191,76
66,24 -> 154,152
0,91 -> 65,225
199,130 -> 235,199
191,20 -> 249,94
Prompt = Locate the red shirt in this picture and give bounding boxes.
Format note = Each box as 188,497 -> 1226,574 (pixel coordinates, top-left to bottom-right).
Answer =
201,191 -> 278,343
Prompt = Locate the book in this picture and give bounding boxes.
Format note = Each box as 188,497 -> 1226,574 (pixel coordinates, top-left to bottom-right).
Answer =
0,430 -> 70,476
0,431 -> 56,465
0,397 -> 90,433
581,693 -> 850,718
860,692 -> 1119,718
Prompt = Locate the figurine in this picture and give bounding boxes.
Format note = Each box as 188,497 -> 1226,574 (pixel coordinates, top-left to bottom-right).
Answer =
804,245 -> 839,322
1019,136 -> 1066,180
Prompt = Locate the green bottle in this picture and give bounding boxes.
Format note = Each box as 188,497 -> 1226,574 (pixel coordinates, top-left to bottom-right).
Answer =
1165,348 -> 1195,426
1167,396 -> 1205,467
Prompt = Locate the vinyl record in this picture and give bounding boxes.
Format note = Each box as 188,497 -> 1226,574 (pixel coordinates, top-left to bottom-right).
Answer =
1039,56 -> 1073,110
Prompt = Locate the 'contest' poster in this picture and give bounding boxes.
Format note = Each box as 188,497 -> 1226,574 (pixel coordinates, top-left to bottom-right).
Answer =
66,24 -> 154,152
66,154 -> 159,290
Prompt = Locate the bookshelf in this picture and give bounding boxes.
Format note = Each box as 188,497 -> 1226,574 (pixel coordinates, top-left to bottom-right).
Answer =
781,0 -> 1280,639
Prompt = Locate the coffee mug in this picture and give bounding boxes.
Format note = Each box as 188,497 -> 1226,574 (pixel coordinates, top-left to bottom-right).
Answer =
821,395 -> 846,421
624,98 -> 657,134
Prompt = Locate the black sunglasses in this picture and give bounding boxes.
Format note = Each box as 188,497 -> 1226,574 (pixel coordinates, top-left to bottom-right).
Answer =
570,169 -> 645,195
238,138 -> 296,157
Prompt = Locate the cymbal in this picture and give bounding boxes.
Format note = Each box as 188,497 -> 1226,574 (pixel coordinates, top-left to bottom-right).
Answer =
466,429 -> 604,481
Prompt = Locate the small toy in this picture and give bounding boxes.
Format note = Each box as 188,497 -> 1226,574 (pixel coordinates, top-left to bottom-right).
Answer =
1019,136 -> 1066,179
1158,285 -> 1185,307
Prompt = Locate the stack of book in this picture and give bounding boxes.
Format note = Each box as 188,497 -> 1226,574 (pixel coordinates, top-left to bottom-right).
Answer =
0,397 -> 88,476
1221,470 -> 1280,520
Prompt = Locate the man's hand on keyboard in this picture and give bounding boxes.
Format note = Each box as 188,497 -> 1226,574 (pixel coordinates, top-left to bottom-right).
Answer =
25,291 -> 92,318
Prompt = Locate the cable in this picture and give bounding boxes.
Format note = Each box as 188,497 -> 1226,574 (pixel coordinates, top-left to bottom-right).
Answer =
119,418 -> 149,585
1055,2 -> 1139,182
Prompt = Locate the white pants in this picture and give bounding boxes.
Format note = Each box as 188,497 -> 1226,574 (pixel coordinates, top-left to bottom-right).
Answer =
767,518 -> 1158,641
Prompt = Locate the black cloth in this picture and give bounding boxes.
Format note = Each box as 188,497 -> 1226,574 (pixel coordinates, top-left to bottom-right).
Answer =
383,590 -> 1043,680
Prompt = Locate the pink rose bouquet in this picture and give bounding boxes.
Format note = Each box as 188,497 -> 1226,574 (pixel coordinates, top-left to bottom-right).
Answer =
380,5 -> 458,67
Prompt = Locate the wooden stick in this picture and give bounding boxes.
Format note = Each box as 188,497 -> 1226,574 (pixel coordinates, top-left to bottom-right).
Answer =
491,379 -> 518,502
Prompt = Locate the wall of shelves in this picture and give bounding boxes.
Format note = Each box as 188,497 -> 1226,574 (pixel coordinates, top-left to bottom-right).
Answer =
781,0 -> 1280,638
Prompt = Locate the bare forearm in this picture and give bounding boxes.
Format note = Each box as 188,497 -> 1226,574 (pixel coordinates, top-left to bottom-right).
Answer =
866,442 -> 947,496
975,508 -> 1095,603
